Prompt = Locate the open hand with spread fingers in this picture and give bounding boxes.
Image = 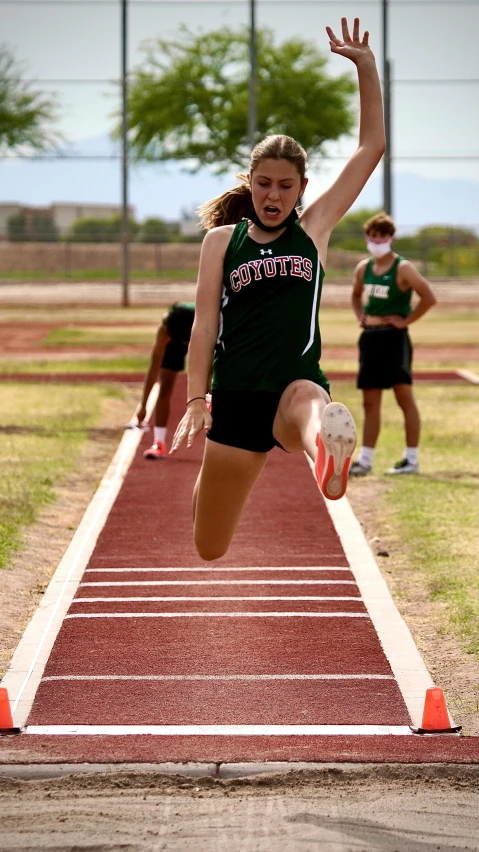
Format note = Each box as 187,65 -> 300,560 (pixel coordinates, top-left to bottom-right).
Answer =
169,400 -> 212,455
326,17 -> 374,64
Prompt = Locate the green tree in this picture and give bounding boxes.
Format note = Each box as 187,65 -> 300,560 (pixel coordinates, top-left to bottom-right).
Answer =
7,210 -> 58,242
0,43 -> 61,154
330,208 -> 381,251
67,216 -> 139,243
125,26 -> 356,172
139,217 -> 180,242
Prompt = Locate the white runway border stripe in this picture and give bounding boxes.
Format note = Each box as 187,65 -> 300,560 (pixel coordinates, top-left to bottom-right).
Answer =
0,390 -> 160,727
72,596 -> 362,602
25,724 -> 414,737
84,566 -> 353,573
64,611 -> 371,619
40,674 -> 395,682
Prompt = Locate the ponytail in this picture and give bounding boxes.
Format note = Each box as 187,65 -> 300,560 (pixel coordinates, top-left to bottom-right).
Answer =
197,173 -> 252,231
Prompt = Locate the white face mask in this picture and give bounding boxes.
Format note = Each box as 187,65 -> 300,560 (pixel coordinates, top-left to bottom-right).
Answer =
366,239 -> 392,258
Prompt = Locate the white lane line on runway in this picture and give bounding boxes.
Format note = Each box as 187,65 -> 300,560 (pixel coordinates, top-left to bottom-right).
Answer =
41,674 -> 395,681
456,368 -> 479,384
318,467 -> 436,728
84,567 -> 353,573
79,580 -> 359,587
25,724 -> 413,736
65,612 -> 370,619
71,596 -> 363,603
0,390 -> 160,726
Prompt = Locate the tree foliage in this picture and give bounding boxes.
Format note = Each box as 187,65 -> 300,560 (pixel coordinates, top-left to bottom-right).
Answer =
125,26 -> 356,172
7,210 -> 59,242
329,207 -> 381,250
67,216 -> 139,243
0,43 -> 62,155
139,217 -> 180,242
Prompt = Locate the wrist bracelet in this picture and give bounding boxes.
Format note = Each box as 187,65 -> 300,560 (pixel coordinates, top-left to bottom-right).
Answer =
186,396 -> 206,406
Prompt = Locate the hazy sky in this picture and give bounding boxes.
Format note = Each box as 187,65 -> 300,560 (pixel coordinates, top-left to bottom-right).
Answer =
2,0 -> 478,222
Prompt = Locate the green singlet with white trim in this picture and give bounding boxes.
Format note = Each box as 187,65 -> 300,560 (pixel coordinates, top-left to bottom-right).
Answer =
363,256 -> 412,317
212,219 -> 329,394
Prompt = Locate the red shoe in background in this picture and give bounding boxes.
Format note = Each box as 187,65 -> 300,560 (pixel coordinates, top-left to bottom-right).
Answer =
143,441 -> 167,460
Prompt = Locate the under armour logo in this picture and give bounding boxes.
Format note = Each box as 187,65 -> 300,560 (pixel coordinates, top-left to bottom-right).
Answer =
260,249 -> 273,255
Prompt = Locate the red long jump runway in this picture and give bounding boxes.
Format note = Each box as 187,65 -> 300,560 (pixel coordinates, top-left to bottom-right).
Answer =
2,376 -> 478,765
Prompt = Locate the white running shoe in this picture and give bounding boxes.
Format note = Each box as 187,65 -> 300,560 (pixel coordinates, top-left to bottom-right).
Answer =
385,459 -> 419,475
315,402 -> 357,500
349,461 -> 372,477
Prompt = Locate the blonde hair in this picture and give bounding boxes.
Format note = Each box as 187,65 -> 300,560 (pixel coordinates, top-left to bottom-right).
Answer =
363,211 -> 396,237
197,135 -> 308,231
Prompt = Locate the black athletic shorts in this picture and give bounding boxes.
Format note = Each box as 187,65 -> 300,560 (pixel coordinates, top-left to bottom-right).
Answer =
161,339 -> 188,372
357,326 -> 413,389
206,390 -> 286,453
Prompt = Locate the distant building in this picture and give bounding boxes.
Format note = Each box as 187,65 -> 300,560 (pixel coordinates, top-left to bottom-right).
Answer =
179,216 -> 202,237
49,203 -> 135,233
0,203 -> 22,238
0,202 -> 135,238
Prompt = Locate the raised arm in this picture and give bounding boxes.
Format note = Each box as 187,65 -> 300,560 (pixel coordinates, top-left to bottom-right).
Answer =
301,18 -> 385,255
170,226 -> 231,452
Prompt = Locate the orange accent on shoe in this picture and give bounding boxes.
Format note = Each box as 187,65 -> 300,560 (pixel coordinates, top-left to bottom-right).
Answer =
143,441 -> 167,460
315,431 -> 351,501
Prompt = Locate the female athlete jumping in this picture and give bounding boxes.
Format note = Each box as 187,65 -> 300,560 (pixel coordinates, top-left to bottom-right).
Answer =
171,18 -> 385,561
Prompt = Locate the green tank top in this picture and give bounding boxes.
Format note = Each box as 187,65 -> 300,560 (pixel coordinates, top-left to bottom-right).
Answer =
212,219 -> 329,393
363,256 -> 412,317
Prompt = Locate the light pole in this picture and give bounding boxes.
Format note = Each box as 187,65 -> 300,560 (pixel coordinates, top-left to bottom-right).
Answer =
248,0 -> 257,152
121,0 -> 130,307
382,0 -> 392,216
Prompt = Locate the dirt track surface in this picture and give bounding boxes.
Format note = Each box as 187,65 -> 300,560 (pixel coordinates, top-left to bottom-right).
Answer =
0,766 -> 478,851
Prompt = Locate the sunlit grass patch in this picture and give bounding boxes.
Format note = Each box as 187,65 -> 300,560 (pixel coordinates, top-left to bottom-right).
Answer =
0,382 -> 124,570
0,357 -> 150,374
340,383 -> 479,656
0,307 -> 170,324
42,325 -> 157,347
320,308 -> 479,348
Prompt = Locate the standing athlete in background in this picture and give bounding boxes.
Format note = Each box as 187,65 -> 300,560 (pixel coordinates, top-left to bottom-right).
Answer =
134,302 -> 195,459
171,18 -> 385,561
349,212 -> 437,477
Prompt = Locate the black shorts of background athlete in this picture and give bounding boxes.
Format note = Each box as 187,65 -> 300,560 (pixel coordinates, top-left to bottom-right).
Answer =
357,325 -> 413,390
161,339 -> 188,373
207,391 -> 286,453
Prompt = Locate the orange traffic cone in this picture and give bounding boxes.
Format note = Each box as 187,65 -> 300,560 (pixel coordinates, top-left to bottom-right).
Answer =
410,686 -> 462,735
0,687 -> 21,735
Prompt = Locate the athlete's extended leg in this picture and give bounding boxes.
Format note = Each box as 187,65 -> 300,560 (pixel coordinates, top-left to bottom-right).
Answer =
393,383 -> 420,448
349,387 -> 383,474
155,368 -> 178,427
273,380 -> 356,500
144,368 -> 178,459
193,439 -> 267,561
384,383 -> 421,474
362,387 -> 383,449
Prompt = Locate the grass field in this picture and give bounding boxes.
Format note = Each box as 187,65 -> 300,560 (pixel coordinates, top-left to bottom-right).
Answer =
36,309 -> 477,349
340,382 -> 479,658
0,383 -> 125,571
0,307 -> 476,353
